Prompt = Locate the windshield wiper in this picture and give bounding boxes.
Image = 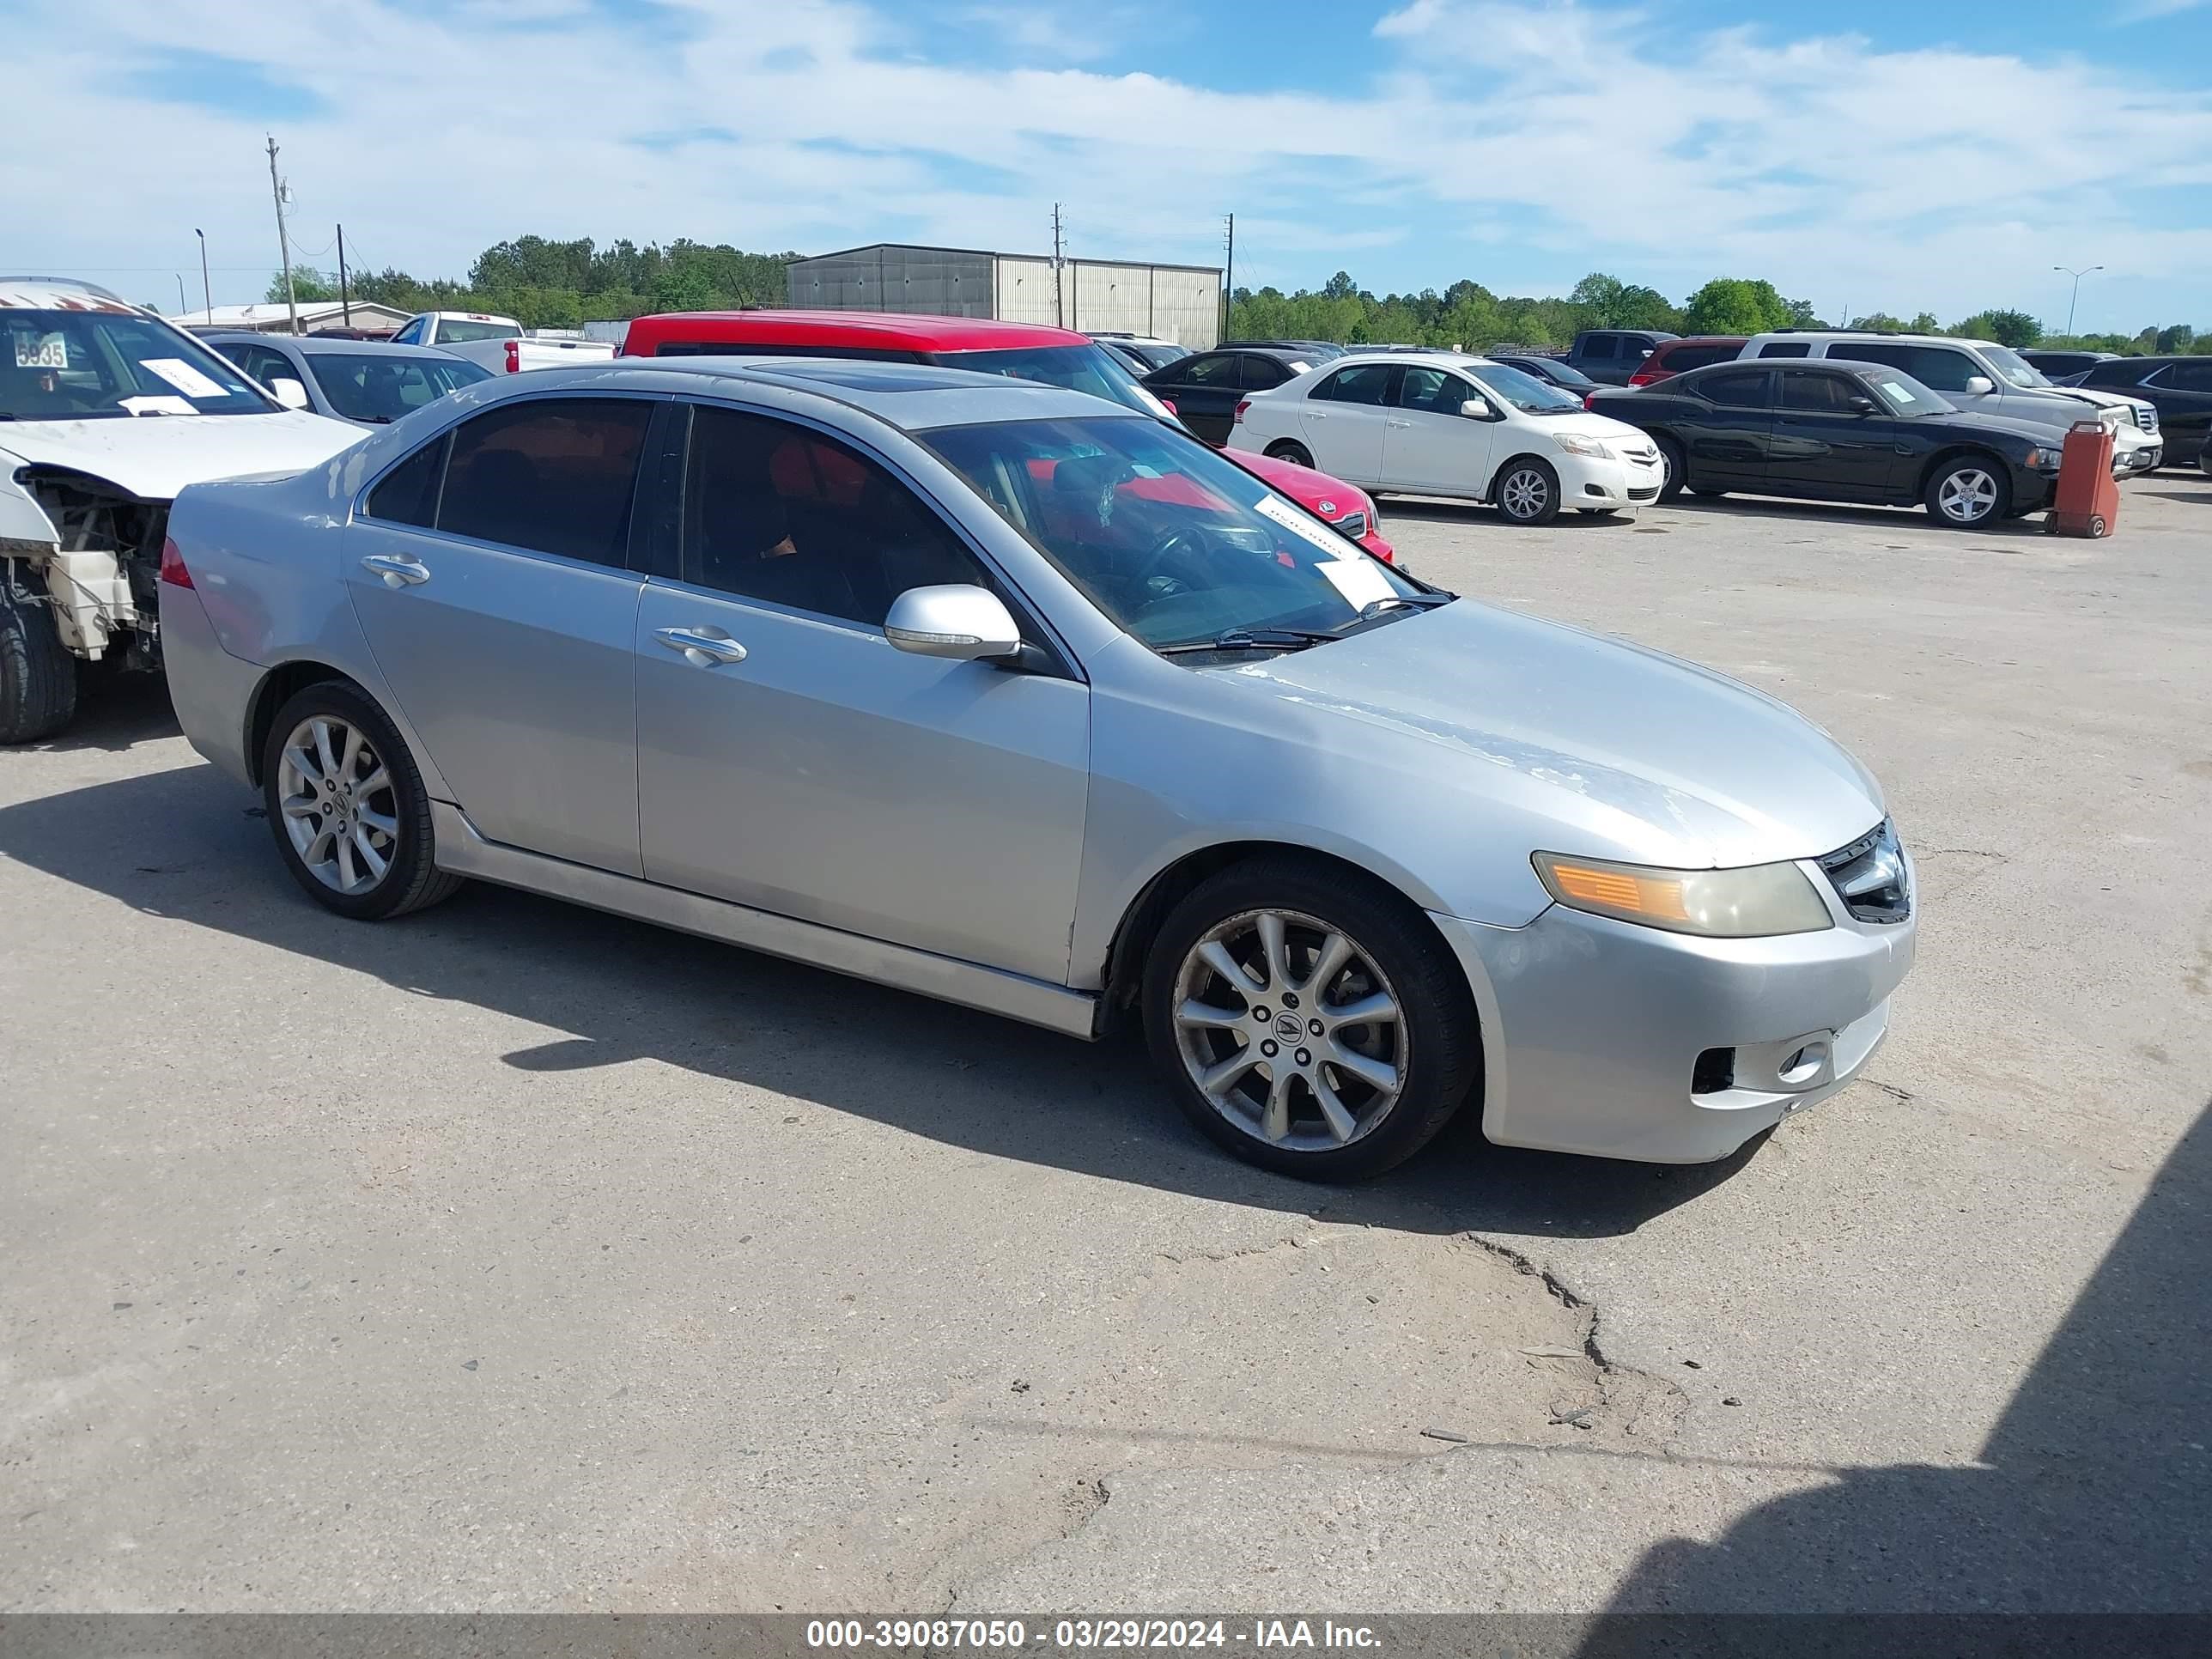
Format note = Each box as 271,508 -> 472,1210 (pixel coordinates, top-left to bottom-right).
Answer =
1157,626 -> 1339,657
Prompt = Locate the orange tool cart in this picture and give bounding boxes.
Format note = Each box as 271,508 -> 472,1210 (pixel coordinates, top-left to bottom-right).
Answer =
2044,420 -> 2119,538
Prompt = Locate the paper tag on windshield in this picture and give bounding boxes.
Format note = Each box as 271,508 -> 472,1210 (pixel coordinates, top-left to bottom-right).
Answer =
120,395 -> 200,416
1254,492 -> 1358,556
140,357 -> 228,399
1316,554 -> 1396,611
14,333 -> 66,369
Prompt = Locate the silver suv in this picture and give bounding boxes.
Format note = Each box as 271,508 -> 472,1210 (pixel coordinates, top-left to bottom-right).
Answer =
1736,332 -> 2161,472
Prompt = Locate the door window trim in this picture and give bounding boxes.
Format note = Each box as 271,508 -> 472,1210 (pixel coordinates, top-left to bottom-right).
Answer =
349,389 -> 670,577
655,396 -> 1085,683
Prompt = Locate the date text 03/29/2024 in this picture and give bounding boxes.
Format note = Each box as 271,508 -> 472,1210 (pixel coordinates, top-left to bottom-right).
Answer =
805,1618 -> 1383,1650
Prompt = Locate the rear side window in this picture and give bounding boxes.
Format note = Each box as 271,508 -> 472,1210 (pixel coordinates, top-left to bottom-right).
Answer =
1313,363 -> 1393,405
364,434 -> 448,527
1757,342 -> 1812,358
1242,356 -> 1292,390
2152,361 -> 2212,392
1697,370 -> 1771,409
1666,341 -> 1741,372
436,398 -> 653,564
1173,354 -> 1243,387
682,405 -> 989,629
1579,334 -> 1617,361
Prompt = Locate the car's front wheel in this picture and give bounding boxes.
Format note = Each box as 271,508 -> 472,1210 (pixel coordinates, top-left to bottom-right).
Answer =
1493,458 -> 1562,524
260,680 -> 462,920
1142,858 -> 1480,1180
1925,455 -> 2010,529
0,573 -> 78,744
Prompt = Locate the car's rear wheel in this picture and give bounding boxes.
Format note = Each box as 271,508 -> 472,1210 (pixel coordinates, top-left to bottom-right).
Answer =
1925,455 -> 2009,529
0,573 -> 77,744
1142,858 -> 1479,1181
261,680 -> 461,921
1654,436 -> 1687,501
1265,440 -> 1316,469
1494,458 -> 1562,525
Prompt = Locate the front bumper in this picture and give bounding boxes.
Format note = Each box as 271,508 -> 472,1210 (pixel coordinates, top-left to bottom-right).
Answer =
1428,860 -> 1917,1164
2116,443 -> 2161,475
1553,449 -> 1664,509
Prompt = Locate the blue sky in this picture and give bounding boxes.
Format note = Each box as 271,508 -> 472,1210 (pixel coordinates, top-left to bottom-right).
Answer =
8,0 -> 2209,331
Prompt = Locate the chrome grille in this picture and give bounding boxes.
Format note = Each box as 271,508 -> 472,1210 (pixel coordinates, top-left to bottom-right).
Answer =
1817,819 -> 1911,924
2133,404 -> 2160,434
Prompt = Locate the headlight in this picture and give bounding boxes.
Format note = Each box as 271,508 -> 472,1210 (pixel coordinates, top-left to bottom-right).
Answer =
1555,433 -> 1613,459
1532,851 -> 1832,938
2025,446 -> 2062,469
1360,490 -> 1381,529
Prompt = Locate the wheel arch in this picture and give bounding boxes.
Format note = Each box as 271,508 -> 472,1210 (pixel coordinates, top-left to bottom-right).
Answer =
1485,450 -> 1556,503
243,659 -> 368,787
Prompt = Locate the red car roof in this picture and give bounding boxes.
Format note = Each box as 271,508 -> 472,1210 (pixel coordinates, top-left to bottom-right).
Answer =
620,309 -> 1092,357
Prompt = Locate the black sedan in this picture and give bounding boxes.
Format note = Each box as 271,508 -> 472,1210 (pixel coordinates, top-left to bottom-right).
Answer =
1140,345 -> 1327,445
2071,356 -> 2212,468
1589,361 -> 2067,529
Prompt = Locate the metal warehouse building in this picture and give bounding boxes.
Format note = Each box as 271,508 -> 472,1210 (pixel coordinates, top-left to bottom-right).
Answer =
786,243 -> 1221,349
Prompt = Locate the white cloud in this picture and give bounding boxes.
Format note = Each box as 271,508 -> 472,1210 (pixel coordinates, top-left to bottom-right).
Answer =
6,0 -> 2209,325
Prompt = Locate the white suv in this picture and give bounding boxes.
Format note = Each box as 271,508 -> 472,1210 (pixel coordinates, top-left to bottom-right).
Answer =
1230,352 -> 1663,524
1736,332 -> 2161,472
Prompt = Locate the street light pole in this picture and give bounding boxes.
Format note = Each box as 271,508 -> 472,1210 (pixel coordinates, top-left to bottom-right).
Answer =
196,228 -> 211,325
2053,264 -> 2102,338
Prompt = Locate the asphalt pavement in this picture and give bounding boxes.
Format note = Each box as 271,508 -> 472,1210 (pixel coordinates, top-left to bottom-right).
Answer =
3,474 -> 2207,1614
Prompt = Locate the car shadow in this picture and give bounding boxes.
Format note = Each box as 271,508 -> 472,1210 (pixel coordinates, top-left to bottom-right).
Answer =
2135,489 -> 2212,507
1652,495 -> 2050,536
18,669 -> 182,755
1379,498 -> 1639,528
1574,1100 -> 2212,1644
0,757 -> 1763,1241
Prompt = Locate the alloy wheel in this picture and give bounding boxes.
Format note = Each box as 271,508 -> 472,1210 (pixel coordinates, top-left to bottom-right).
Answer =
1499,467 -> 1550,520
1170,908 -> 1407,1151
276,714 -> 400,896
1936,467 -> 1998,524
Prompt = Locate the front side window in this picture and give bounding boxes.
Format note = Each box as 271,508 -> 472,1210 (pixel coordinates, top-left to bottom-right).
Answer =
1851,343 -> 1972,393
307,351 -> 491,423
1981,346 -> 2044,389
1697,370 -> 1772,409
1580,335 -> 1617,361
435,398 -> 653,564
1395,365 -> 1473,415
1169,354 -> 1241,388
0,309 -> 274,420
1779,372 -> 1858,413
1313,363 -> 1393,405
919,415 -> 1422,653
682,406 -> 990,628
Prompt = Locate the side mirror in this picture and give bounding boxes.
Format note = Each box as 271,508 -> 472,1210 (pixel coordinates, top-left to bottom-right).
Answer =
1460,398 -> 1496,421
1847,394 -> 1879,414
1962,374 -> 1996,396
884,584 -> 1022,662
269,377 -> 310,410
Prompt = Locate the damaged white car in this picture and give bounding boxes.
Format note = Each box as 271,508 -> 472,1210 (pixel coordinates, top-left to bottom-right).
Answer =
1,278 -> 366,741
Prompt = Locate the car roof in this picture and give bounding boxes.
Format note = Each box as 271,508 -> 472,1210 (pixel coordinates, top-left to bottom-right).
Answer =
470,356 -> 1145,432
203,331 -> 460,360
0,277 -> 145,314
1751,331 -> 2000,349
622,308 -> 1092,355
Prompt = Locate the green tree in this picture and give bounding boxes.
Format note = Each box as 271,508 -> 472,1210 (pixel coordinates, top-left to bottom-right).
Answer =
2155,324 -> 2196,353
1683,277 -> 1792,335
1908,312 -> 1941,333
1952,308 -> 2041,347
264,265 -> 339,303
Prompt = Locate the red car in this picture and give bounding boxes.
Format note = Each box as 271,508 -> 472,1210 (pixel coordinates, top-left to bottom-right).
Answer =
1626,336 -> 1748,388
619,310 -> 1395,562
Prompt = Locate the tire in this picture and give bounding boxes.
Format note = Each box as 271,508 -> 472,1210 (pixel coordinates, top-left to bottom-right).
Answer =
0,572 -> 79,744
1493,457 -> 1562,525
259,679 -> 462,921
1924,454 -> 2010,530
1577,507 -> 1623,518
2088,514 -> 2108,538
1141,856 -> 1480,1181
1654,437 -> 1687,502
1265,440 -> 1316,469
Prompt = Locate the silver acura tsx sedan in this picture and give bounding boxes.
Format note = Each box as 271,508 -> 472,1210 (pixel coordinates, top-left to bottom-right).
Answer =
161,359 -> 1915,1179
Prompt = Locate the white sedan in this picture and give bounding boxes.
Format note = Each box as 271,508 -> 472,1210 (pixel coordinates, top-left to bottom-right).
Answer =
1229,351 -> 1664,524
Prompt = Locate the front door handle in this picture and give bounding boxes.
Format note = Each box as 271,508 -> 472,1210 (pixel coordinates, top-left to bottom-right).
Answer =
654,626 -> 748,665
1385,418 -> 1413,428
361,554 -> 430,587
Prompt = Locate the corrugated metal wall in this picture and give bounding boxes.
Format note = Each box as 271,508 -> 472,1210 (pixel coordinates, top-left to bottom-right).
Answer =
787,246 -> 994,316
786,246 -> 1220,347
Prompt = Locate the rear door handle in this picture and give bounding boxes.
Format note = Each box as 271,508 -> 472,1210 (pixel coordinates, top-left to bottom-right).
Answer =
654,626 -> 748,665
1385,418 -> 1413,428
361,554 -> 430,587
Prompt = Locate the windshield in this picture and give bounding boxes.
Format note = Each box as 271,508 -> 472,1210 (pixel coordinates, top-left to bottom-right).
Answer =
1,309 -> 274,421
306,350 -> 491,422
919,416 -> 1425,653
1983,346 -> 2045,390
932,343 -> 1162,416
1465,362 -> 1583,413
1863,370 -> 1953,417
431,319 -> 514,343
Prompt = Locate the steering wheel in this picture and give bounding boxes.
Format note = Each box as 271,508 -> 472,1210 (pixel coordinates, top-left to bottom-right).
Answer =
1121,525 -> 1208,608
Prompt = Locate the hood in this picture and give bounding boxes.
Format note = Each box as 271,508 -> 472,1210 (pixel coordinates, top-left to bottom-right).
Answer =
1218,599 -> 1885,868
0,410 -> 365,501
1227,447 -> 1368,511
1564,411 -> 1657,450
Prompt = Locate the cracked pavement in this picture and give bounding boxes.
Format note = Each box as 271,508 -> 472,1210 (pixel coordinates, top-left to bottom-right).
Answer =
3,477 -> 2208,1613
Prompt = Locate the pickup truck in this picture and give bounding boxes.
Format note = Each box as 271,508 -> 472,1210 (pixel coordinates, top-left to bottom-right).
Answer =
388,311 -> 616,374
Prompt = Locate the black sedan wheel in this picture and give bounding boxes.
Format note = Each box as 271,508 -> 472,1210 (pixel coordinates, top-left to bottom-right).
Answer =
1654,436 -> 1687,502
1925,455 -> 2010,529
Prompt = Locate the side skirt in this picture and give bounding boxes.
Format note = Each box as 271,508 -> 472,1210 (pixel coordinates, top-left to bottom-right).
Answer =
431,803 -> 1101,1042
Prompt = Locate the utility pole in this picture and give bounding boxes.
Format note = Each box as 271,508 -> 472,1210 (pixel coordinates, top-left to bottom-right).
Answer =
1051,203 -> 1065,330
176,274 -> 187,317
337,223 -> 351,327
1222,213 -> 1235,344
266,134 -> 300,335
195,228 -> 212,325
2054,264 -> 2102,338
